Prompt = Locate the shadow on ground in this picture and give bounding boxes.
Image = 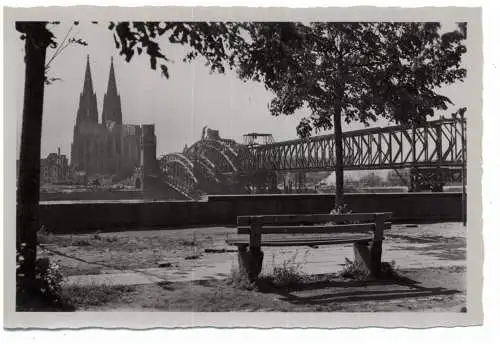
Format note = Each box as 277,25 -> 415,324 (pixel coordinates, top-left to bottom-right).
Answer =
253,273 -> 460,308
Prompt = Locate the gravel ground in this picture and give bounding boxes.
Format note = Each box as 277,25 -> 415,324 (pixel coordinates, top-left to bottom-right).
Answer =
38,222 -> 467,311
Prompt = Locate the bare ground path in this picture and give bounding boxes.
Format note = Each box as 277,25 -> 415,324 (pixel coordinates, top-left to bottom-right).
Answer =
39,222 -> 467,311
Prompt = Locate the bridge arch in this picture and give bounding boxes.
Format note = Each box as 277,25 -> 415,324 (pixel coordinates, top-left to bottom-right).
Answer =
159,153 -> 198,194
186,140 -> 239,173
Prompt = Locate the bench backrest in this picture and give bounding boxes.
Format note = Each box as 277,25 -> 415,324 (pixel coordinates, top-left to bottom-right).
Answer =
237,213 -> 392,248
237,212 -> 391,227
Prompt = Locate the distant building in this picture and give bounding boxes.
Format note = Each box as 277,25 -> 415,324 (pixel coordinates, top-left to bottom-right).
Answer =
70,55 -> 142,180
40,148 -> 69,184
71,169 -> 88,185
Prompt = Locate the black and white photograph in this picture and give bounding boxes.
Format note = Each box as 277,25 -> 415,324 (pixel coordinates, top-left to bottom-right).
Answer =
3,5 -> 483,329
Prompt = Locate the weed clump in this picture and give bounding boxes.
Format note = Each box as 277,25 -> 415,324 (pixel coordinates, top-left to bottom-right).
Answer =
340,257 -> 399,281
227,265 -> 256,290
228,251 -> 309,291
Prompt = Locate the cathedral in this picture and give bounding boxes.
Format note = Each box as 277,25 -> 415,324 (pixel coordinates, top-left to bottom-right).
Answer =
70,56 -> 142,180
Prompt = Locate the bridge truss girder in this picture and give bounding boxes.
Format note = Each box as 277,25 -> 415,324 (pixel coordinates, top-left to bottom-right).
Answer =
242,117 -> 466,173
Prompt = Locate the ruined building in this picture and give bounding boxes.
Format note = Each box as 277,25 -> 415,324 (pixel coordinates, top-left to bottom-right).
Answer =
40,148 -> 70,184
70,56 -> 142,179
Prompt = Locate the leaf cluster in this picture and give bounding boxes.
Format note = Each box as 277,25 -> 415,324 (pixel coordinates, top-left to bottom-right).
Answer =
231,22 -> 467,137
108,21 -> 247,78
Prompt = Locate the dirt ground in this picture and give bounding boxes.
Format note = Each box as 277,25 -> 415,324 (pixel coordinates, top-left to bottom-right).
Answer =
39,222 -> 467,312
62,266 -> 466,312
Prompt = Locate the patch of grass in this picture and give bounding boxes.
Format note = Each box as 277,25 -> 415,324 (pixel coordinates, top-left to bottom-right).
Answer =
62,284 -> 134,308
262,262 -> 304,288
340,258 -> 400,281
229,251 -> 310,291
268,252 -> 307,287
227,265 -> 255,290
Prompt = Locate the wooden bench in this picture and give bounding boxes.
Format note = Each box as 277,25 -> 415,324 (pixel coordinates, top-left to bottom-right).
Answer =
226,212 -> 392,282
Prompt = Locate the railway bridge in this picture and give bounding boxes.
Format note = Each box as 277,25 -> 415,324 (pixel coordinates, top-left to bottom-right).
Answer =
148,116 -> 466,200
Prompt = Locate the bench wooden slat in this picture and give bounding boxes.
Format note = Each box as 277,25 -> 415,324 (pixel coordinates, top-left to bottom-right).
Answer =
237,212 -> 392,226
226,235 -> 373,247
236,222 -> 391,235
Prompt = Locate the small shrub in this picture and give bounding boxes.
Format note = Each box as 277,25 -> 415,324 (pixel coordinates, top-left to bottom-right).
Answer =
328,204 -> 360,225
16,248 -> 68,311
34,257 -> 64,299
339,257 -> 370,280
330,203 -> 352,215
268,264 -> 303,288
261,252 -> 305,288
340,258 -> 399,281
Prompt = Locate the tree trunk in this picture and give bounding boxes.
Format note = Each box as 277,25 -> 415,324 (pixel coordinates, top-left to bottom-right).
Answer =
16,22 -> 48,295
333,85 -> 345,210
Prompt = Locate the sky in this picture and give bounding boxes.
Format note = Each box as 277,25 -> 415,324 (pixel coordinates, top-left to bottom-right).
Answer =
10,22 -> 470,160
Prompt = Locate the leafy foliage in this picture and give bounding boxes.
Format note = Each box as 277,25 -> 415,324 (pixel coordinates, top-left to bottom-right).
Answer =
107,21 -> 247,78
19,22 -> 466,132
16,246 -> 65,310
233,22 -> 468,138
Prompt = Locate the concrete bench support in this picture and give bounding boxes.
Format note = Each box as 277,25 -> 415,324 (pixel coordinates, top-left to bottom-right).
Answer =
353,240 -> 383,277
237,246 -> 264,282
228,212 -> 392,282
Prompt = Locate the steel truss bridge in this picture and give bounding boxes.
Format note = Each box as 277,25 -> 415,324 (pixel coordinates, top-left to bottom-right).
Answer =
158,117 -> 466,199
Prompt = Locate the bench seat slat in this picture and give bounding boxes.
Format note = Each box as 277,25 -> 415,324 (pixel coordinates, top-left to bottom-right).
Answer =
237,222 -> 391,235
237,212 -> 392,226
226,235 -> 373,247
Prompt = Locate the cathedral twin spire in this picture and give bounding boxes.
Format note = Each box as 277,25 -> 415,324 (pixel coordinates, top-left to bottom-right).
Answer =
102,57 -> 123,125
76,55 -> 122,126
76,54 -> 99,124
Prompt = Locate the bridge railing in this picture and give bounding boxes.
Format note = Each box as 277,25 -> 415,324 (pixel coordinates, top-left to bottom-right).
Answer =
241,116 -> 466,173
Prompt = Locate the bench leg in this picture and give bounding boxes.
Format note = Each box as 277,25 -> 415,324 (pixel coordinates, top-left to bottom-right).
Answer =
353,241 -> 383,278
237,246 -> 263,282
370,241 -> 383,278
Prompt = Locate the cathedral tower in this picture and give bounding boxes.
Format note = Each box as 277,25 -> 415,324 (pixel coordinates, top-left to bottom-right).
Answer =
102,57 -> 123,126
75,55 -> 99,124
71,55 -> 102,173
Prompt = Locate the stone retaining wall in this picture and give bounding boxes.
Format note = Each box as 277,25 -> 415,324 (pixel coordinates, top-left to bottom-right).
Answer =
39,192 -> 464,233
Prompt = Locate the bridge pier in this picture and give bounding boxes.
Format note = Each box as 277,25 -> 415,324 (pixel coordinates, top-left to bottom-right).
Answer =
134,125 -> 194,200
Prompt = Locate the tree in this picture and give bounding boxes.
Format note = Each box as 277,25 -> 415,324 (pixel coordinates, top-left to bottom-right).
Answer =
230,22 -> 467,208
16,22 -> 55,301
14,21 -> 245,305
